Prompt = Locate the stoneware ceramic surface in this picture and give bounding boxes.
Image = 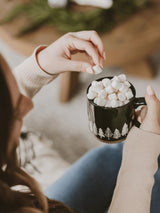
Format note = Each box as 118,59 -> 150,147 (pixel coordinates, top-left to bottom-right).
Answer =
87,77 -> 146,143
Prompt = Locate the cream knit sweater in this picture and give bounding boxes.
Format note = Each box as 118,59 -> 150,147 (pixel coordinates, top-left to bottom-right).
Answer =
13,46 -> 160,213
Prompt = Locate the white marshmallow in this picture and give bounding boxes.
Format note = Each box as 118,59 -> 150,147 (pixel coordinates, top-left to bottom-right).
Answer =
112,76 -> 119,82
106,100 -> 123,108
123,100 -> 129,105
89,85 -> 96,93
125,89 -> 133,99
95,82 -> 103,91
102,78 -> 111,87
90,82 -> 103,93
93,65 -> 103,75
96,97 -> 106,106
119,84 -> 129,93
105,101 -> 112,108
87,91 -> 97,100
118,92 -> 126,102
98,89 -> 107,99
94,97 -> 98,104
89,74 -> 133,108
108,93 -> 117,101
124,80 -> 131,87
119,101 -> 124,107
111,80 -> 122,90
114,100 -> 122,107
91,80 -> 99,87
118,74 -> 126,82
105,85 -> 114,94
110,100 -> 119,108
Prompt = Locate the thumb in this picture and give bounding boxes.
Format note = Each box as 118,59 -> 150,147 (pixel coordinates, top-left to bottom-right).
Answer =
64,59 -> 94,74
141,85 -> 160,134
145,85 -> 159,120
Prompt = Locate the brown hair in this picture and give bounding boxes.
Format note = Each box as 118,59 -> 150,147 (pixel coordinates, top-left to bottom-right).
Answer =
0,55 -> 73,213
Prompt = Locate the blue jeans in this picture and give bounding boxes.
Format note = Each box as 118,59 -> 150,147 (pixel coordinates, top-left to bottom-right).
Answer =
45,144 -> 160,213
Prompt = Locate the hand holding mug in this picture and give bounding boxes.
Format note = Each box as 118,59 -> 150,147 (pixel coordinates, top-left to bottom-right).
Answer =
137,86 -> 160,135
87,77 -> 147,143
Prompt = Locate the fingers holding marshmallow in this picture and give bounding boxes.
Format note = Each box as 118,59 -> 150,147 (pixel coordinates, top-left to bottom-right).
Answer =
93,65 -> 103,74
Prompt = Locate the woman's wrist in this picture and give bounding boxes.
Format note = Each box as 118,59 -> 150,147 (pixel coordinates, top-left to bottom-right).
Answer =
140,127 -> 160,135
36,45 -> 54,76
140,121 -> 160,135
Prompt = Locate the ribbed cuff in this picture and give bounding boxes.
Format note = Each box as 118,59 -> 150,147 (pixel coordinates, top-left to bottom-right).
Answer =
13,45 -> 58,98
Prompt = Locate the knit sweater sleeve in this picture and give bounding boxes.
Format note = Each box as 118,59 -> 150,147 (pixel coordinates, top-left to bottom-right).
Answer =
13,46 -> 58,98
108,127 -> 160,213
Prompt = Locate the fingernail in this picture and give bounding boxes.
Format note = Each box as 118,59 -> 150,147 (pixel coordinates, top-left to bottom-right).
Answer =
100,58 -> 103,68
86,67 -> 93,74
103,51 -> 106,60
147,85 -> 155,96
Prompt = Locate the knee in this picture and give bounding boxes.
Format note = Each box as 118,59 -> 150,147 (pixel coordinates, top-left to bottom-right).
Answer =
85,143 -> 123,168
89,143 -> 123,158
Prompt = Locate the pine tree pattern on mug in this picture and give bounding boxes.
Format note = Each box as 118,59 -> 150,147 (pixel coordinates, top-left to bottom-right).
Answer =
89,121 -> 129,140
105,127 -> 113,139
113,129 -> 121,139
122,123 -> 129,136
98,128 -> 105,139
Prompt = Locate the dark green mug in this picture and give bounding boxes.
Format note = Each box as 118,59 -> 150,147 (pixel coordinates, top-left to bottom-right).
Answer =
87,77 -> 146,143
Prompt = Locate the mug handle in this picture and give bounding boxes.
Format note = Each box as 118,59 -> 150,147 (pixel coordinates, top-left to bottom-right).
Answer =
133,97 -> 147,127
133,97 -> 146,108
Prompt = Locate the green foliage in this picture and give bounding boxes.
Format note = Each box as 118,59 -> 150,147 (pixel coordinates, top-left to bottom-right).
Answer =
1,0 -> 149,35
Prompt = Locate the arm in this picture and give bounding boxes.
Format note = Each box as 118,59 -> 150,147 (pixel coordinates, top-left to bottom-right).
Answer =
13,46 -> 58,98
109,86 -> 160,213
108,127 -> 160,213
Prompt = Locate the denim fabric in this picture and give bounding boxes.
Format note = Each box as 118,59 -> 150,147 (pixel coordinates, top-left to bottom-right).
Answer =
45,144 -> 123,213
150,155 -> 160,213
45,143 -> 160,213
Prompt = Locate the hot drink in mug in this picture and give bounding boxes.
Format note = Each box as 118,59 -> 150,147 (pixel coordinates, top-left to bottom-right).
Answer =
86,75 -> 146,143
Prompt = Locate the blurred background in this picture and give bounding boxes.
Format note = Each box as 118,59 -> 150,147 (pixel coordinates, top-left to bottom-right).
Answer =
0,0 -> 160,184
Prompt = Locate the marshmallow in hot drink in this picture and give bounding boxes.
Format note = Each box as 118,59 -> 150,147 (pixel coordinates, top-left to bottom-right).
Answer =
105,85 -> 114,94
117,92 -> 126,102
92,80 -> 99,87
98,89 -> 107,99
105,101 -> 112,107
110,100 -> 119,108
124,100 -> 129,105
119,84 -> 129,93
102,78 -> 111,87
111,80 -> 122,90
87,74 -> 134,108
126,89 -> 133,100
108,93 -> 117,101
118,74 -> 126,81
87,91 -> 97,100
96,97 -> 107,106
124,81 -> 131,87
93,81 -> 103,91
